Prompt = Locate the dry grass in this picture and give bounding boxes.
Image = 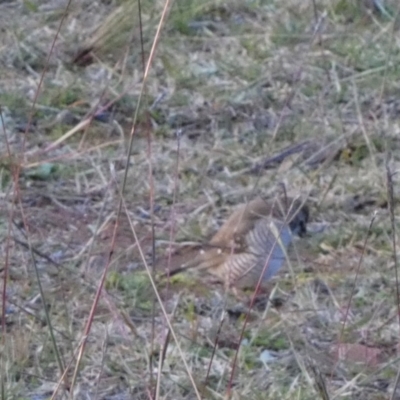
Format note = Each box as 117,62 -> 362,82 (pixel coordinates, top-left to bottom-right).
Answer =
1,0 -> 400,398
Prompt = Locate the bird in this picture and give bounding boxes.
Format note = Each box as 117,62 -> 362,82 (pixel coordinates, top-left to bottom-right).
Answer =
160,196 -> 309,290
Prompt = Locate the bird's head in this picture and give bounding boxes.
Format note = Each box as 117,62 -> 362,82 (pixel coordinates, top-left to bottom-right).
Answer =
287,200 -> 309,237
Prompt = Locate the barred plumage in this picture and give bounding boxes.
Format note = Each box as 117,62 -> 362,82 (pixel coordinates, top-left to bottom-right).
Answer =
223,218 -> 292,288
161,196 -> 309,289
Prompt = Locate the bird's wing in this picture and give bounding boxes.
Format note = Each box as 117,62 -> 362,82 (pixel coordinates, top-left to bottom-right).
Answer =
210,197 -> 272,245
222,218 -> 293,288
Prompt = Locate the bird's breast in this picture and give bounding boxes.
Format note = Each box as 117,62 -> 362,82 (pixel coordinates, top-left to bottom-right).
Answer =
223,218 -> 294,288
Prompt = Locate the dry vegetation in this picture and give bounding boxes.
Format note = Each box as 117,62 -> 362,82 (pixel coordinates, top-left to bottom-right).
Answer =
1,0 -> 400,398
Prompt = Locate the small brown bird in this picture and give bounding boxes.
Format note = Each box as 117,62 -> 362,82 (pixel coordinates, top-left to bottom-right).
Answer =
161,196 -> 309,289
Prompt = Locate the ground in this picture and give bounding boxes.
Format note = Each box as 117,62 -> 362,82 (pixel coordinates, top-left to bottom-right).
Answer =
1,0 -> 400,399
